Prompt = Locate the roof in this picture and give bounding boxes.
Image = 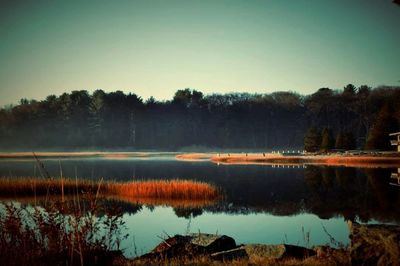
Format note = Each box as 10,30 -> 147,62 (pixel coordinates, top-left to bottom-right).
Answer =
389,132 -> 400,136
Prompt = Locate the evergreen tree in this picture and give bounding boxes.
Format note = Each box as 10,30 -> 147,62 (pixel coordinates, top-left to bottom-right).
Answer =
335,130 -> 356,150
365,104 -> 398,150
343,131 -> 356,150
320,127 -> 334,152
335,131 -> 345,149
304,127 -> 321,152
88,90 -> 105,146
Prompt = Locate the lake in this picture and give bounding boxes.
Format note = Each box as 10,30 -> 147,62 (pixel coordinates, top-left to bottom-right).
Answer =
0,153 -> 399,258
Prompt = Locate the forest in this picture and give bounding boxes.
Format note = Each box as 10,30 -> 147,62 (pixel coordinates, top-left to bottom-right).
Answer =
0,84 -> 399,151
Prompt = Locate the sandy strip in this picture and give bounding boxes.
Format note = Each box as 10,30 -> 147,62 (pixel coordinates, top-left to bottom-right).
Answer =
175,153 -> 215,161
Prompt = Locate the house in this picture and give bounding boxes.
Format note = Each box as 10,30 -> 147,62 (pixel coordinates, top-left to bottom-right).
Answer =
389,132 -> 400,152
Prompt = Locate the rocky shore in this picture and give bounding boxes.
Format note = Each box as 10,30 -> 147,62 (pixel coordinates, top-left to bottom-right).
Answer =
111,221 -> 400,265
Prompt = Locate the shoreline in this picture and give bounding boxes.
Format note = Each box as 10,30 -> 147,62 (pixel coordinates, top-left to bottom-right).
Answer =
0,151 -> 181,159
178,153 -> 400,168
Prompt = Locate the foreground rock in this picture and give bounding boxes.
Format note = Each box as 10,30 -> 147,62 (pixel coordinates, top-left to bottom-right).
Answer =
349,221 -> 400,266
139,233 -> 237,260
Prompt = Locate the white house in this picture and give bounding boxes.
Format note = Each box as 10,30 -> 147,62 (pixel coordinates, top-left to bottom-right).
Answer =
389,132 -> 400,152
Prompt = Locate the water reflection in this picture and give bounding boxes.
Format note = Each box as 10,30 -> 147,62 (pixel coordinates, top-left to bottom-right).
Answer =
390,168 -> 400,187
0,158 -> 399,223
1,157 -> 399,256
120,206 -> 350,257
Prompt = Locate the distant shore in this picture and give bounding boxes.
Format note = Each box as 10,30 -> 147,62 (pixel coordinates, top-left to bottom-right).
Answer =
0,151 -> 178,159
177,152 -> 400,168
1,151 -> 400,168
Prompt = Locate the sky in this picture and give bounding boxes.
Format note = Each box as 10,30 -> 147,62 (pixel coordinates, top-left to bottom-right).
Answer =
0,0 -> 399,106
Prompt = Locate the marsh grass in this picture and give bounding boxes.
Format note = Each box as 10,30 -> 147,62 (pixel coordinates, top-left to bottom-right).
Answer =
0,177 -> 220,202
107,179 -> 219,201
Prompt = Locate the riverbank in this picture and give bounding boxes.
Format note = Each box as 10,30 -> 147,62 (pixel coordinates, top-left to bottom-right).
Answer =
176,152 -> 400,168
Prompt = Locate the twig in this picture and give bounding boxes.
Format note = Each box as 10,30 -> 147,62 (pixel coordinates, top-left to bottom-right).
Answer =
94,177 -> 103,206
32,152 -> 51,179
157,235 -> 171,248
162,230 -> 172,239
59,160 -> 64,204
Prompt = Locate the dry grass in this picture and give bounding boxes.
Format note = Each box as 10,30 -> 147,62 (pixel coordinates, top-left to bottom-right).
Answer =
0,177 -> 220,203
176,153 -> 214,161
125,254 -> 350,266
107,179 -> 218,200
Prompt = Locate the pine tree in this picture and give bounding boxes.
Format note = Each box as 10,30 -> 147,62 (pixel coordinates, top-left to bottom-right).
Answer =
336,130 -> 356,150
304,127 -> 321,152
343,131 -> 356,150
320,127 -> 334,152
365,104 -> 398,150
335,131 -> 345,149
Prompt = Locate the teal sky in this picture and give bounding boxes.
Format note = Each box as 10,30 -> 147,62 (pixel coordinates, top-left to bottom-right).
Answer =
0,0 -> 399,106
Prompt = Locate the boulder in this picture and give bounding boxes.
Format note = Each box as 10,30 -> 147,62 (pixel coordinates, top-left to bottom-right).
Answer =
151,234 -> 192,253
139,233 -> 236,260
189,233 -> 236,253
348,221 -> 400,266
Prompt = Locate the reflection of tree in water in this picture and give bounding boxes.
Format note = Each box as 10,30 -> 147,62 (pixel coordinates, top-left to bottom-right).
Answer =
99,166 -> 400,224
365,169 -> 399,218
304,166 -> 400,223
304,166 -> 322,189
304,166 -> 336,219
334,167 -> 359,222
173,207 -> 203,219
103,199 -> 143,215
321,167 -> 335,190
335,167 -> 357,188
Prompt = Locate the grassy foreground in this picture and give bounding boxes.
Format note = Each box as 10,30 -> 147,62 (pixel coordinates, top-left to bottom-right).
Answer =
0,178 -> 221,265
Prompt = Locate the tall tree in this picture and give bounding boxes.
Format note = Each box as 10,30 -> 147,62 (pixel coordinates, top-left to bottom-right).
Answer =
304,127 -> 321,152
365,104 -> 398,150
320,127 -> 334,152
88,89 -> 105,146
335,130 -> 356,150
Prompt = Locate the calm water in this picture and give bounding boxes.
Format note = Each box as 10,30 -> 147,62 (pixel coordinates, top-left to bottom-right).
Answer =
1,153 -> 399,257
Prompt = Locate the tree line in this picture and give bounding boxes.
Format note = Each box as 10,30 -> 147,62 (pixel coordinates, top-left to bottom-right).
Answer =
0,84 -> 399,150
